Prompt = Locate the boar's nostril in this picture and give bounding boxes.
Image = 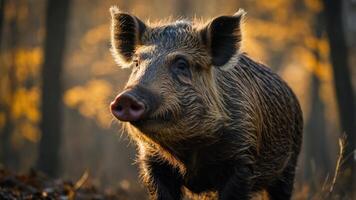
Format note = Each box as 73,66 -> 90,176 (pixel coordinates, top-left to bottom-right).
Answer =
111,92 -> 146,122
131,104 -> 141,111
116,105 -> 123,111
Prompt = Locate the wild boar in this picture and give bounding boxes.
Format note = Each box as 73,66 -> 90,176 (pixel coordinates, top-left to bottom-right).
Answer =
109,6 -> 303,200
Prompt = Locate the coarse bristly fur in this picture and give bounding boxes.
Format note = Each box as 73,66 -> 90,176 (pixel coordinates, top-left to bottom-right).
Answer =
110,6 -> 303,200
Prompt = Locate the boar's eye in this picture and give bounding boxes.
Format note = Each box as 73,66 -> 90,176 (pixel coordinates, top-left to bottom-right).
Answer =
176,59 -> 189,70
171,57 -> 192,84
172,58 -> 190,75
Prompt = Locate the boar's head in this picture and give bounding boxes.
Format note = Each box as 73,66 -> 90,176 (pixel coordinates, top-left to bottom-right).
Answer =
110,7 -> 245,144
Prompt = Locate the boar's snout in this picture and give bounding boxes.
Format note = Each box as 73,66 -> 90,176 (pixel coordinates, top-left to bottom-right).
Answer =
111,92 -> 146,122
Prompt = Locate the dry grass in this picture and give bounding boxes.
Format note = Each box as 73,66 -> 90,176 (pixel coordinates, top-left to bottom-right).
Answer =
292,136 -> 353,200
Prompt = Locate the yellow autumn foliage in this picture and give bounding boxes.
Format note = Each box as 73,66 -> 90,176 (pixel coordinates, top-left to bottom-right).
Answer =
258,0 -> 293,22
247,19 -> 310,47
82,24 -> 109,47
64,79 -> 114,128
258,0 -> 290,11
16,121 -> 41,143
90,55 -> 117,76
11,87 -> 41,123
317,37 -> 330,58
15,47 -> 43,83
243,25 -> 268,60
304,0 -> 323,13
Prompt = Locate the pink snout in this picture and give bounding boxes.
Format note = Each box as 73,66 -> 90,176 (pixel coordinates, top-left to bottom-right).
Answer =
110,92 -> 146,122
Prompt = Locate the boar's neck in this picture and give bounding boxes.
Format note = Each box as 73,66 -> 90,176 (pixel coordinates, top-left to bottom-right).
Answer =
154,126 -> 238,170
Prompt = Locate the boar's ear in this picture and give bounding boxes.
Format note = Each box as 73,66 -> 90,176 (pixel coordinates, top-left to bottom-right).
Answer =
200,9 -> 246,67
110,6 -> 146,66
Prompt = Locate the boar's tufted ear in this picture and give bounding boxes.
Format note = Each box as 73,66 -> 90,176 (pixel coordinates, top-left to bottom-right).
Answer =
200,9 -> 246,67
110,6 -> 146,66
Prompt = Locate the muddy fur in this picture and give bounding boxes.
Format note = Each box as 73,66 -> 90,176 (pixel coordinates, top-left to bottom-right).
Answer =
110,6 -> 303,200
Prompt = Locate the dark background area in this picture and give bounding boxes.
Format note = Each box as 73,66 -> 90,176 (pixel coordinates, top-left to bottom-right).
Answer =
0,0 -> 355,199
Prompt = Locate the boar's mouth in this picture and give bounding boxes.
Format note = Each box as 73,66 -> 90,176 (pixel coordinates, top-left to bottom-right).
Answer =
130,109 -> 174,127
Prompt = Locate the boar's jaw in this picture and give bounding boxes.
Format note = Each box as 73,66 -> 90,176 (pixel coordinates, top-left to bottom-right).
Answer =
128,104 -> 179,136
131,109 -> 174,125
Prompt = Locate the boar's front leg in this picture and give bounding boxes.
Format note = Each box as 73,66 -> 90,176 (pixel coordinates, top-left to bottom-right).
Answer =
140,155 -> 183,200
218,165 -> 253,200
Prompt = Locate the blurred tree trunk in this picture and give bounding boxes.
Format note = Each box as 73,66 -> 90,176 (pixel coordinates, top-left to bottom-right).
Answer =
0,0 -> 4,46
0,1 -> 20,169
304,75 -> 329,184
322,0 -> 355,195
2,21 -> 17,168
304,12 -> 330,187
37,0 -> 70,177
